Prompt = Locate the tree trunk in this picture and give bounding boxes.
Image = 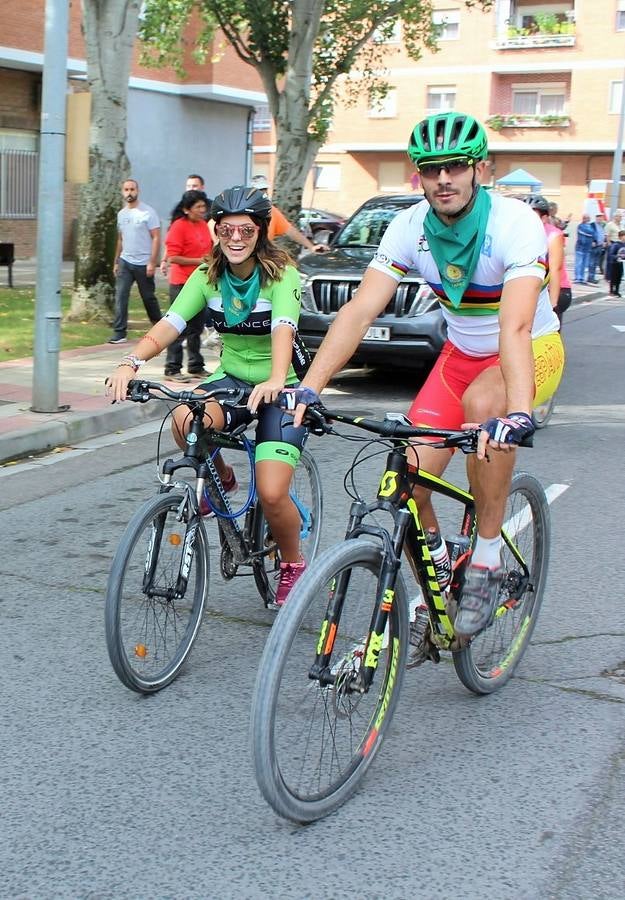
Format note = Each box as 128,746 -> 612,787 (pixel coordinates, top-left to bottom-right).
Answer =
268,0 -> 323,223
68,0 -> 141,322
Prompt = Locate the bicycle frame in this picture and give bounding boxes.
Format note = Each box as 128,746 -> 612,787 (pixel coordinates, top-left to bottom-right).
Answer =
310,441 -> 533,694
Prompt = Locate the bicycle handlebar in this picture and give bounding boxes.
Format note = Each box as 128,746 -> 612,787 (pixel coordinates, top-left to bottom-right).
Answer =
126,379 -> 251,407
304,405 -> 534,450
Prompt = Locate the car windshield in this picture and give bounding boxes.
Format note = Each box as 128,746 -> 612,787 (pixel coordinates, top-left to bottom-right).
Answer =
335,199 -> 418,248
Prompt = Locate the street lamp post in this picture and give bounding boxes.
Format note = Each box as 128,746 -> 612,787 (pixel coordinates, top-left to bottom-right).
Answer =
31,0 -> 70,413
609,64 -> 625,218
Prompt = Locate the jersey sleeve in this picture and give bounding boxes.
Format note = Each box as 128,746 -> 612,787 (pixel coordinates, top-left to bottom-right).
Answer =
368,205 -> 421,282
502,204 -> 549,284
269,265 -> 302,331
146,206 -> 161,231
168,265 -> 210,321
268,207 -> 291,239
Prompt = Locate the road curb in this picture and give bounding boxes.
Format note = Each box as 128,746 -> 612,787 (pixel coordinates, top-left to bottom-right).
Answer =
0,401 -> 164,465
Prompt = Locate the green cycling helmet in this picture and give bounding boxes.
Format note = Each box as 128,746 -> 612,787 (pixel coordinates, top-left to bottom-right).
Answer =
408,112 -> 488,164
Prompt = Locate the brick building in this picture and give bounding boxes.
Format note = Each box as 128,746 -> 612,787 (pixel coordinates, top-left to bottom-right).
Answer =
0,1 -> 266,257
253,0 -> 625,219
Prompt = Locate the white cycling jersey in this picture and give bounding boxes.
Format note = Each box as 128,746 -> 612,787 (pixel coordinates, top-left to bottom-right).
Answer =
369,191 -> 560,357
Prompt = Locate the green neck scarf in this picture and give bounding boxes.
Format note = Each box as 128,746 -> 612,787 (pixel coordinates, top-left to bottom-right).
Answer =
219,265 -> 261,326
423,186 -> 491,308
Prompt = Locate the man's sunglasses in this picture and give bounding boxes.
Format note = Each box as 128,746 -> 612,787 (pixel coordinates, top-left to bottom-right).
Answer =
215,223 -> 259,239
416,157 -> 475,179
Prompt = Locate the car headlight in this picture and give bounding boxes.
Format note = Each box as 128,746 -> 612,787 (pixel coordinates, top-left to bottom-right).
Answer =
298,274 -> 318,312
407,283 -> 438,316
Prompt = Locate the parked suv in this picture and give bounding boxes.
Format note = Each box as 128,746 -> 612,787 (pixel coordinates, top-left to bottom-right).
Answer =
297,194 -> 445,371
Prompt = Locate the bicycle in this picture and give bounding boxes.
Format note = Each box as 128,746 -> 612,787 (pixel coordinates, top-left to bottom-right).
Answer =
251,407 -> 549,822
104,379 -> 323,694
533,392 -> 556,429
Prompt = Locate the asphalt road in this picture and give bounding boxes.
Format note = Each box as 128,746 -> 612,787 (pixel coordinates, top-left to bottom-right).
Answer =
2,296 -> 625,900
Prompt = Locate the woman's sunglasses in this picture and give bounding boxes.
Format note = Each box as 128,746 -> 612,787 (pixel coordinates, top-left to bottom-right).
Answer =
215,223 -> 259,239
416,157 -> 474,179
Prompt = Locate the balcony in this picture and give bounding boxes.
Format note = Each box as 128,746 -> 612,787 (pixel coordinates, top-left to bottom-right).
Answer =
493,5 -> 577,50
486,114 -> 571,131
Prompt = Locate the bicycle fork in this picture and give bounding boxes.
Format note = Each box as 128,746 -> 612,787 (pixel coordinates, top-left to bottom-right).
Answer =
309,504 -> 411,695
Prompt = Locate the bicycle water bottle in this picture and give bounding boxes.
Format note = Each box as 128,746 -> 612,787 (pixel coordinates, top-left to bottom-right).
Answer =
426,528 -> 451,590
445,534 -> 472,595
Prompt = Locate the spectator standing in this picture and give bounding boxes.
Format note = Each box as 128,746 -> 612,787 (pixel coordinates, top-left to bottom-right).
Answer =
604,211 -> 622,284
109,179 -> 162,344
587,213 -> 607,283
573,214 -> 595,283
607,229 -> 625,297
163,190 -> 214,381
548,201 -> 571,235
250,175 -> 327,254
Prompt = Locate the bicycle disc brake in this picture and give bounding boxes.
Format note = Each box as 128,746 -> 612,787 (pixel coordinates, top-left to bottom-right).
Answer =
331,649 -> 367,718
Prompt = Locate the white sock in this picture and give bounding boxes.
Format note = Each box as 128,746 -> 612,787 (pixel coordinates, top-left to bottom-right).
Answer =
472,535 -> 502,569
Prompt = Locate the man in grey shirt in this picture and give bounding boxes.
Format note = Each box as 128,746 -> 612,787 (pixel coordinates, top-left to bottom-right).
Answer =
108,179 -> 163,343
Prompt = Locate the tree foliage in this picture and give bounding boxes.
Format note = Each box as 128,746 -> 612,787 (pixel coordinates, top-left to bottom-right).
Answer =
139,0 -> 491,219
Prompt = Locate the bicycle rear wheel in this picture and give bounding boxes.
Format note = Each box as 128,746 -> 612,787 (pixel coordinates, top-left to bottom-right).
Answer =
105,492 -> 209,693
452,472 -> 550,694
533,394 -> 556,429
252,448 -> 323,605
251,540 -> 408,823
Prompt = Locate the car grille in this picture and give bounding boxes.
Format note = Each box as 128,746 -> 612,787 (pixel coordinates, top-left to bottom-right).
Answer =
311,278 -> 423,316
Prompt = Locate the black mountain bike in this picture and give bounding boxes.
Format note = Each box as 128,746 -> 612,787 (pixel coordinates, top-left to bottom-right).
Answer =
104,380 -> 323,694
251,407 -> 549,822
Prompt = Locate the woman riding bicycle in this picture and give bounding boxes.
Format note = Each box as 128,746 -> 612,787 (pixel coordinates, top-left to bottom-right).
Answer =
105,185 -> 312,605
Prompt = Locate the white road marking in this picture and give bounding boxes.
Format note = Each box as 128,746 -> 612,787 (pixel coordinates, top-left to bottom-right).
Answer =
612,325 -> 625,332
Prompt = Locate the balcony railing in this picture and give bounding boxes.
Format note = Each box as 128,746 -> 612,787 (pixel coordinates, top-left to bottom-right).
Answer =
494,26 -> 576,50
486,114 -> 571,131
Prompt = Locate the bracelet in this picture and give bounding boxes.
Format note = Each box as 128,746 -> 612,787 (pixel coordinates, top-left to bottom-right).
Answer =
117,362 -> 137,371
119,354 -> 146,372
143,334 -> 162,352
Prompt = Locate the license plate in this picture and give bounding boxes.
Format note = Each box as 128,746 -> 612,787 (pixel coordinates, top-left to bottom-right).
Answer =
364,326 -> 390,341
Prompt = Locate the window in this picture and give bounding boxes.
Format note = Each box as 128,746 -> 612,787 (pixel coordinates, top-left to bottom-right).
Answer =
368,88 -> 397,118
378,162 -> 406,192
617,0 -> 625,30
512,84 -> 566,115
253,105 -> 272,132
610,80 -> 624,113
426,85 -> 456,113
314,164 -> 341,192
0,130 -> 38,218
432,9 -> 460,40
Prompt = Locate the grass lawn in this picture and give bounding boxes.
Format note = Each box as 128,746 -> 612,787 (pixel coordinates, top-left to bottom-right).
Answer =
0,287 -> 169,361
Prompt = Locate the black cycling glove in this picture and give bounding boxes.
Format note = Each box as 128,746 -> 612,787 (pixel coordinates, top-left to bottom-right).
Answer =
480,412 -> 535,445
278,386 -> 320,411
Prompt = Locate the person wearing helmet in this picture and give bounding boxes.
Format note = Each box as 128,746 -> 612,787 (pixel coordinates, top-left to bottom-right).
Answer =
105,185 -> 312,606
289,111 -> 564,641
523,194 -> 571,325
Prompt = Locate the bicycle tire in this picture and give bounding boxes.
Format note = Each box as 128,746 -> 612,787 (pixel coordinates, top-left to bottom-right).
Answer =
105,492 -> 209,693
252,448 -> 323,604
533,394 -> 556,429
452,472 -> 550,695
251,539 -> 408,823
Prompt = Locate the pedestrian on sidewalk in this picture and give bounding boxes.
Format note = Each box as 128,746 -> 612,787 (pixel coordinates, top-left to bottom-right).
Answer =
163,189 -> 214,382
109,179 -> 162,344
604,211 -> 622,285
607,230 -> 625,297
587,213 -> 606,284
573,214 -> 595,283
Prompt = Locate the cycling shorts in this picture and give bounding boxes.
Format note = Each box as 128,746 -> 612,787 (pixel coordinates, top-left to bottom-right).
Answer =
198,371 -> 308,467
407,333 -> 565,430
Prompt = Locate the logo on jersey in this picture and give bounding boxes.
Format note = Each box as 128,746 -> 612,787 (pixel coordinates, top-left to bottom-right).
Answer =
481,234 -> 492,257
375,251 -> 391,265
417,235 -> 430,253
445,263 -> 464,284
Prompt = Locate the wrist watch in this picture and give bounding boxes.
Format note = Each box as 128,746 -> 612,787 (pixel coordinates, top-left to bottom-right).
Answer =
120,354 -> 146,372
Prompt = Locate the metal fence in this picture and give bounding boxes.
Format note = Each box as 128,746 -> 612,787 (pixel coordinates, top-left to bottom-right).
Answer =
0,149 -> 38,218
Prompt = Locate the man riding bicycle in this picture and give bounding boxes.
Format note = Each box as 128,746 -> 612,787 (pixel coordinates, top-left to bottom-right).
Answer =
291,111 -> 564,640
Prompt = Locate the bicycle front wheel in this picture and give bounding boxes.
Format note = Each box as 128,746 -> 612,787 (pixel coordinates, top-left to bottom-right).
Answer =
252,448 -> 323,605
105,492 -> 209,693
251,540 -> 408,823
453,472 -> 550,694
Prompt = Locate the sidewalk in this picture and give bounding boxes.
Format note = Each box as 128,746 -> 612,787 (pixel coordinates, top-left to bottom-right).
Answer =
0,273 -> 609,466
